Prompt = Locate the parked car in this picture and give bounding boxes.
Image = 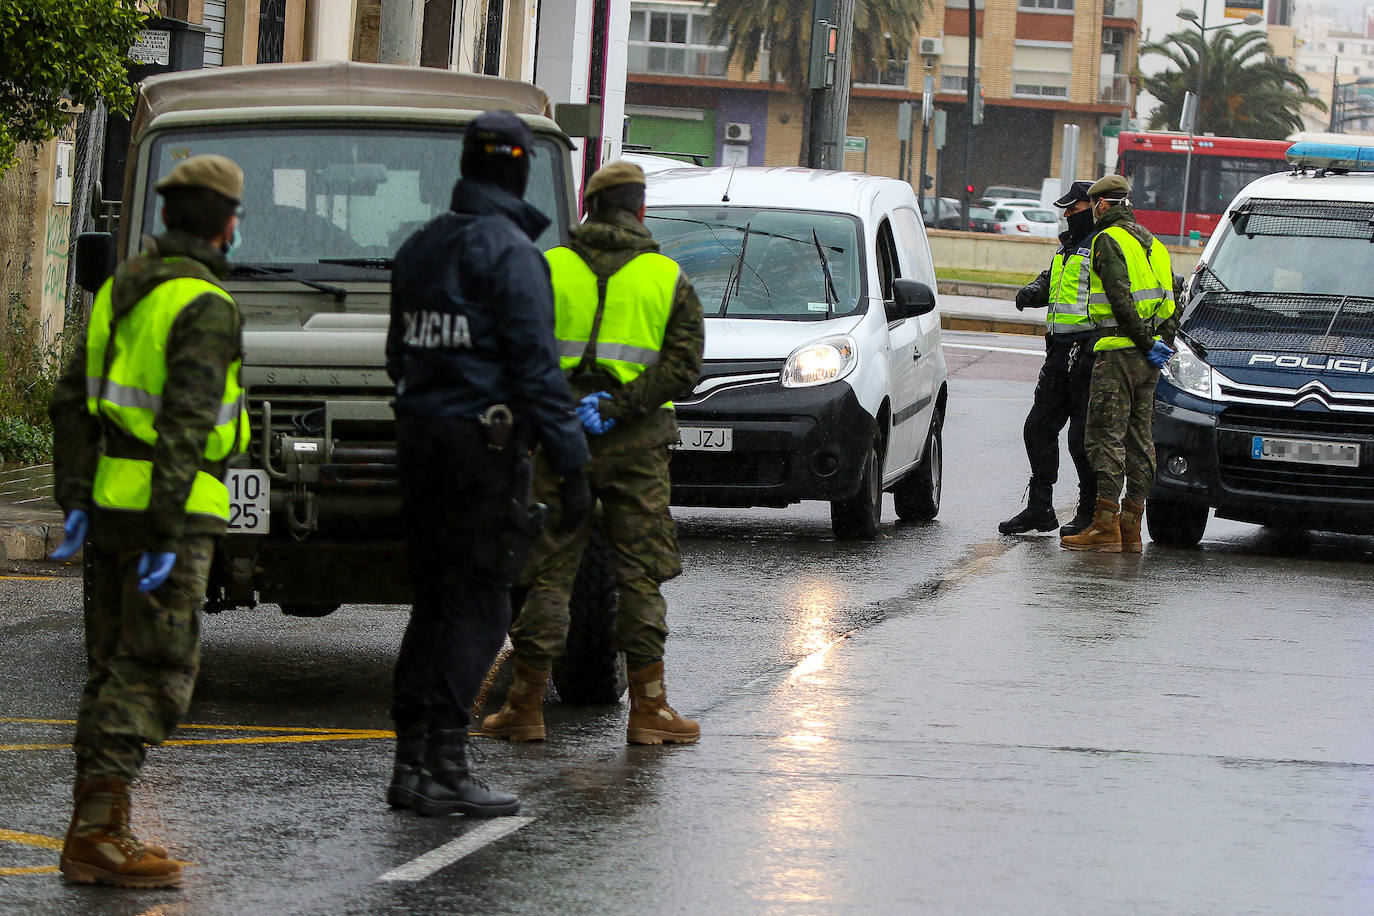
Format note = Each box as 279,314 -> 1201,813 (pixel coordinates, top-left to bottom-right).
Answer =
967,206 -> 1000,233
920,195 -> 963,230
982,184 -> 1040,202
622,151 -> 703,174
644,167 -> 950,539
979,197 -> 1042,210
993,205 -> 1059,238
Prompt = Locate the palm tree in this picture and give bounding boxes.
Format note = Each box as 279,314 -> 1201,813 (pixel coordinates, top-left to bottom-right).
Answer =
707,0 -> 927,164
1140,28 -> 1322,139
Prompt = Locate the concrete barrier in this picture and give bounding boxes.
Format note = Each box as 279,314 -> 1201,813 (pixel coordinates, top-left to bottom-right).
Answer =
928,229 -> 1201,276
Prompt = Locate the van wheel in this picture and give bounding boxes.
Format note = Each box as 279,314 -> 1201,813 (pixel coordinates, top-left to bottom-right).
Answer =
894,418 -> 942,522
831,439 -> 883,540
1145,497 -> 1208,548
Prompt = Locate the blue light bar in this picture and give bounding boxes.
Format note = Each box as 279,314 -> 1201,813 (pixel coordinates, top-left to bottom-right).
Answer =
1285,138 -> 1374,170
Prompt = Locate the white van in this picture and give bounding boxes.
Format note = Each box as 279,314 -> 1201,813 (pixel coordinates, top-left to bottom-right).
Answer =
1151,135 -> 1374,546
645,167 -> 950,539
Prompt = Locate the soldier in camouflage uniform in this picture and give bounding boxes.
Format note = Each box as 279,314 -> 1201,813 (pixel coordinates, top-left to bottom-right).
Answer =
1062,175 -> 1177,554
48,155 -> 247,888
483,161 -> 705,745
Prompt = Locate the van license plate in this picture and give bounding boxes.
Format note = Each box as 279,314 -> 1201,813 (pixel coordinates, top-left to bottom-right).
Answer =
673,426 -> 733,452
226,469 -> 270,534
1251,436 -> 1360,468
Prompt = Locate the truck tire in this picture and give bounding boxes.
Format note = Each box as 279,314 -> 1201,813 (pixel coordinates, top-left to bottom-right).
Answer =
1145,497 -> 1208,548
553,522 -> 627,704
831,438 -> 883,540
894,414 -> 943,522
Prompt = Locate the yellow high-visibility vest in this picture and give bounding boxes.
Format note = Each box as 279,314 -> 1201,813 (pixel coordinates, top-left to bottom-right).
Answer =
1088,226 -> 1175,352
1046,245 -> 1093,333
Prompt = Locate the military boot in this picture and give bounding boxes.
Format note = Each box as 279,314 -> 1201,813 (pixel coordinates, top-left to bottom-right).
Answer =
627,662 -> 700,745
386,724 -> 427,810
481,657 -> 550,742
60,778 -> 183,889
1059,485 -> 1097,537
412,728 -> 520,818
1060,498 -> 1122,552
72,776 -> 168,858
1119,498 -> 1146,553
998,480 -> 1059,535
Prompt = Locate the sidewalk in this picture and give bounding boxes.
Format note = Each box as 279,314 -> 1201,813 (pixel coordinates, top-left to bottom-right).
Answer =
936,281 -> 1043,337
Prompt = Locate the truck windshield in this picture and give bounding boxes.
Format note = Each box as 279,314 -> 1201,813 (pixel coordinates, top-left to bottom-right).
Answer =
644,208 -> 862,320
142,126 -> 568,275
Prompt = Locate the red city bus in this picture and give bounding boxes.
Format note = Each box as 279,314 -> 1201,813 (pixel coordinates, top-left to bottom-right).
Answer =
1115,131 -> 1291,242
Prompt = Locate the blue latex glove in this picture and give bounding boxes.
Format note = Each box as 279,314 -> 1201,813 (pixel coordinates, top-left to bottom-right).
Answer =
576,391 -> 616,435
49,509 -> 89,560
1146,340 -> 1176,370
136,552 -> 177,593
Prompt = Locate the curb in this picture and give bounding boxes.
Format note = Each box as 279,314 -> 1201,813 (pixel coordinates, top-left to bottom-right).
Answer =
936,279 -> 1022,300
940,310 -> 1043,338
0,521 -> 60,563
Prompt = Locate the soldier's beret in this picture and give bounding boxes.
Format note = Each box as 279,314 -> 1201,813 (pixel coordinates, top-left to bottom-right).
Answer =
585,160 -> 647,198
1088,174 -> 1130,200
154,154 -> 244,203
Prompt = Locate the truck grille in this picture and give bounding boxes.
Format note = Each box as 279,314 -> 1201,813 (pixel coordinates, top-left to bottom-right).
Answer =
1215,405 -> 1374,498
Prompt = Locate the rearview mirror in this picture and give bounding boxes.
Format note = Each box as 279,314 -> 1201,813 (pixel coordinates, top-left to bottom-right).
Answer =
891,279 -> 936,320
75,232 -> 116,293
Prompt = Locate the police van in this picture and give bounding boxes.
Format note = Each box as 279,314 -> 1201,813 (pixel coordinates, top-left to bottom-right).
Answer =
1149,135 -> 1374,546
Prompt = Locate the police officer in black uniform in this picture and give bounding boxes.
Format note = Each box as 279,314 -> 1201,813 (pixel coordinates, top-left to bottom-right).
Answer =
384,111 -> 592,817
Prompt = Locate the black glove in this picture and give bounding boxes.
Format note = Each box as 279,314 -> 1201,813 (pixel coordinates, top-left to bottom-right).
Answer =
557,466 -> 592,533
1014,287 -> 1034,311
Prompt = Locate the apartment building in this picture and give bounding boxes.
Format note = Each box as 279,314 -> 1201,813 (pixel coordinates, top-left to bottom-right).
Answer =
623,0 -> 1141,200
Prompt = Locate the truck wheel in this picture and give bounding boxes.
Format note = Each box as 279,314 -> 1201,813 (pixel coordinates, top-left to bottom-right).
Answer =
278,602 -> 341,617
1145,497 -> 1208,548
894,416 -> 943,522
552,521 -> 627,704
831,439 -> 883,540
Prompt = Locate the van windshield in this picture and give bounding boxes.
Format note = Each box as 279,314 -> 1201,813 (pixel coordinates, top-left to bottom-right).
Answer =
644,208 -> 863,320
143,126 -> 568,277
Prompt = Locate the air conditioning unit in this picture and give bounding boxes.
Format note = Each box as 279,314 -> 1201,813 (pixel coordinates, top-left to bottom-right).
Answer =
724,122 -> 752,144
918,36 -> 943,57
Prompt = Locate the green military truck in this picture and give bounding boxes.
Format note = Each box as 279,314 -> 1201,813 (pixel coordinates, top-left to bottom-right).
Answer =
75,61 -> 623,702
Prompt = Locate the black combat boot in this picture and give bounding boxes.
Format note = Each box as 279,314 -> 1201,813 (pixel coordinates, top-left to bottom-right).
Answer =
998,480 -> 1058,534
412,728 -> 520,817
1059,485 -> 1097,537
386,723 -> 426,810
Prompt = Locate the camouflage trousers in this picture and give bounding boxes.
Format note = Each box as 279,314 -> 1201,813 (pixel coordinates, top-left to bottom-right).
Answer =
1084,347 -> 1161,505
512,446 -> 682,672
74,536 -> 213,782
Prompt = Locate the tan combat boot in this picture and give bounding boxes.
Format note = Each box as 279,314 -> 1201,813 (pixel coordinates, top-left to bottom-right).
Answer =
482,657 -> 550,741
60,778 -> 183,889
71,776 -> 168,858
1060,498 -> 1123,552
1119,498 -> 1146,553
627,661 -> 700,745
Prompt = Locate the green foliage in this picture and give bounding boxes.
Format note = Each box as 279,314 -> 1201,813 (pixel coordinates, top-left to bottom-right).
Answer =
0,303 -> 65,463
1141,29 -> 1324,139
0,0 -> 149,172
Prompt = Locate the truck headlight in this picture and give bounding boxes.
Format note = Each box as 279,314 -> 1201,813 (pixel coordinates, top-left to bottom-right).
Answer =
1161,336 -> 1214,399
781,336 -> 858,388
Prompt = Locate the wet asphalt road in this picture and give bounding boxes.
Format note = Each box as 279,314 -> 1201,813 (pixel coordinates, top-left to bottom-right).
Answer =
1,330 -> 1371,915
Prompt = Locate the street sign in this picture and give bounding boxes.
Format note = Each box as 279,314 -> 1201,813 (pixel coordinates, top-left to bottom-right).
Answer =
844,136 -> 866,153
932,109 -> 947,150
922,74 -> 934,126
897,102 -> 912,141
1180,91 -> 1198,134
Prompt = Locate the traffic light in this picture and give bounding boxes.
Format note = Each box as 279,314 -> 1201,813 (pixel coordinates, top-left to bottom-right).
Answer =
922,174 -> 934,189
971,81 -> 985,126
965,184 -> 974,196
808,19 -> 838,90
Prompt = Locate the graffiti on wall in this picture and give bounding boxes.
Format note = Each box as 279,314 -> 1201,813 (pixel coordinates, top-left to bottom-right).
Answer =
40,205 -> 69,343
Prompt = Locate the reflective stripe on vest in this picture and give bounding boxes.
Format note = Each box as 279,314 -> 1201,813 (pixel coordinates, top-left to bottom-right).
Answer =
1046,246 -> 1092,333
1087,226 -> 1176,352
85,275 -> 248,521
545,246 -> 679,399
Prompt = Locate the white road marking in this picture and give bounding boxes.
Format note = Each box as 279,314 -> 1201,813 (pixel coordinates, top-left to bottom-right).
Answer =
379,817 -> 535,882
943,342 -> 1045,357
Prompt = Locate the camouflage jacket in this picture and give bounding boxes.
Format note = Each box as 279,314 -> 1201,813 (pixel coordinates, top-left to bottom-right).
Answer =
50,231 -> 243,552
1090,204 -> 1177,351
560,209 -> 705,454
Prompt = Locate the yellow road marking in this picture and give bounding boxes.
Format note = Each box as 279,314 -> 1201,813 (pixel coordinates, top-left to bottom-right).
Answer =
0,576 -> 56,581
0,829 -> 62,850
0,866 -> 60,875
167,731 -> 390,746
0,718 -> 388,733
0,719 -> 394,751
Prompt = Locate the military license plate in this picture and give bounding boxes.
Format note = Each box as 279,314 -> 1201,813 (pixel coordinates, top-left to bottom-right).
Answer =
672,426 -> 733,452
226,469 -> 270,534
1251,436 -> 1360,468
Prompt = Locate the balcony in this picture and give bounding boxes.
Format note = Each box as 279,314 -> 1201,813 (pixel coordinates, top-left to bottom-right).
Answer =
1103,0 -> 1138,18
1011,69 -> 1070,99
855,57 -> 910,89
1100,72 -> 1131,104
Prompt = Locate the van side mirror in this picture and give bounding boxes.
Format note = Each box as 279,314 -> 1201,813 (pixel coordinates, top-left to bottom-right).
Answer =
75,232 -> 116,293
890,279 -> 936,320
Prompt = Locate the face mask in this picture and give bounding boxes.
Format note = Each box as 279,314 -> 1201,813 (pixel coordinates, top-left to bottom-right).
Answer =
1066,208 -> 1094,235
222,227 -> 241,257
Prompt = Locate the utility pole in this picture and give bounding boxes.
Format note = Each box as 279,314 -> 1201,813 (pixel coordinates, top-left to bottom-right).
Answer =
917,71 -> 933,214
960,0 -> 977,226
806,0 -> 855,169
379,0 -> 425,65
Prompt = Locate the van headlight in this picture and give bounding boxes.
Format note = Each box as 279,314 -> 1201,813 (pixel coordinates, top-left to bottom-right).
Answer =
1161,336 -> 1214,399
781,335 -> 858,388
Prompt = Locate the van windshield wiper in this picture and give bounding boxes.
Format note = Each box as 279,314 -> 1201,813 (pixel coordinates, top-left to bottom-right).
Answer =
229,264 -> 348,303
812,228 -> 838,317
317,257 -> 394,269
718,221 -> 751,316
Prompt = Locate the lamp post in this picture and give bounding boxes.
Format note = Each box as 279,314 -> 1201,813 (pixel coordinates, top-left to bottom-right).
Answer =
1174,6 -> 1263,243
